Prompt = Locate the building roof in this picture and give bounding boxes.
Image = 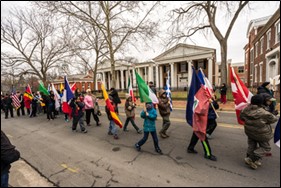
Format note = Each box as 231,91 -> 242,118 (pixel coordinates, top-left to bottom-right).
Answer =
246,15 -> 272,37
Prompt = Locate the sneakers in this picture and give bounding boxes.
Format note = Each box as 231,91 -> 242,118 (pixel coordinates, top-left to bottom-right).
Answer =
187,149 -> 198,154
204,154 -> 217,161
254,159 -> 262,166
244,157 -> 258,169
206,134 -> 212,139
137,129 -> 142,134
97,122 -> 101,126
82,130 -> 88,133
155,148 -> 163,155
114,135 -> 119,139
135,143 -> 141,151
163,133 -> 169,137
159,132 -> 168,138
108,131 -> 113,135
123,129 -> 129,132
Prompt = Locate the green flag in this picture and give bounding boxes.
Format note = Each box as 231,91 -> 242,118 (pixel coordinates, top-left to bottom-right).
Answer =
39,81 -> 49,95
135,70 -> 158,103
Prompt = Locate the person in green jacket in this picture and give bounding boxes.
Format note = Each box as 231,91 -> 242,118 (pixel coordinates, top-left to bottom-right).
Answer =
135,102 -> 162,154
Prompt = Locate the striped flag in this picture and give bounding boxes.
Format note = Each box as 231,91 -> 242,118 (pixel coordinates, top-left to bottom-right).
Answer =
128,72 -> 136,102
230,67 -> 253,125
165,71 -> 173,111
274,118 -> 280,148
198,68 -> 214,96
101,82 -> 122,128
11,93 -> 21,109
135,70 -> 158,104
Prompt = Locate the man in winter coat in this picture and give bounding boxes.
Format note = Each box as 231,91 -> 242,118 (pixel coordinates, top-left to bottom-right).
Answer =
1,130 -> 20,187
240,94 -> 278,169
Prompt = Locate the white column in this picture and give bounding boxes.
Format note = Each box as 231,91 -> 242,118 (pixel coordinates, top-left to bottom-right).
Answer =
144,66 -> 147,83
170,62 -> 174,88
148,65 -> 152,82
174,62 -> 178,88
102,72 -> 105,83
155,65 -> 159,88
108,72 -> 111,89
125,69 -> 129,88
116,70 -> 120,89
120,69 -> 124,90
188,61 -> 192,87
208,58 -> 213,84
159,65 -> 163,88
132,69 -> 136,87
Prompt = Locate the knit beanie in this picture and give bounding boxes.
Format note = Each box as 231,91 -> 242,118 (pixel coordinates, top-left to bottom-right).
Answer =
251,95 -> 263,106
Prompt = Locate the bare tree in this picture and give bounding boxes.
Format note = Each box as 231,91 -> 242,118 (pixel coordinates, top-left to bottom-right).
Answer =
168,1 -> 249,85
34,1 -> 160,88
1,8 -> 72,85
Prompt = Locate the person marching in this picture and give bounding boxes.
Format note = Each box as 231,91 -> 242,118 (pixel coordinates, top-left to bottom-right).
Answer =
123,94 -> 142,133
135,102 -> 162,154
158,89 -> 171,138
240,94 -> 278,169
84,89 -> 101,126
69,96 -> 87,133
105,96 -> 119,139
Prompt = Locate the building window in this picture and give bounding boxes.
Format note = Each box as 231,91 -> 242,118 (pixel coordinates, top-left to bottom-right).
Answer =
88,83 -> 90,89
250,49 -> 254,63
254,65 -> 258,83
276,21 -> 280,44
260,37 -> 264,55
180,62 -> 187,72
267,30 -> 271,49
259,62 -> 263,83
82,83 -> 85,90
255,43 -> 258,58
238,66 -> 244,73
250,62 -> 254,75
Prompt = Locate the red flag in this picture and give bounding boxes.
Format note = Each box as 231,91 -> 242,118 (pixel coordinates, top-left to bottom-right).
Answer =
101,83 -> 122,128
230,67 -> 253,125
71,83 -> 77,93
192,86 -> 210,141
24,84 -> 33,101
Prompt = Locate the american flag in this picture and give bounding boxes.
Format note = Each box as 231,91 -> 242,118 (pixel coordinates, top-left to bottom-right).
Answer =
11,93 -> 21,109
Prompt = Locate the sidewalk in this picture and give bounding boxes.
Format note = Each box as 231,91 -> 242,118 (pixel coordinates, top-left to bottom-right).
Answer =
98,99 -> 280,112
9,159 -> 55,187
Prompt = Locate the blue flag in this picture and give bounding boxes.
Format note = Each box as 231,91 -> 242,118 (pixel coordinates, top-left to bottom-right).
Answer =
64,76 -> 74,101
186,67 -> 201,126
274,118 -> 280,147
197,69 -> 205,85
165,71 -> 173,111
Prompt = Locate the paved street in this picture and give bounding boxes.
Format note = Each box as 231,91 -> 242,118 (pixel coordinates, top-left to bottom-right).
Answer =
1,108 -> 280,187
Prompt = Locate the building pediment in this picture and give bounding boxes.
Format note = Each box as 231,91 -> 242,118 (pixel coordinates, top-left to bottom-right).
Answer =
153,43 -> 215,62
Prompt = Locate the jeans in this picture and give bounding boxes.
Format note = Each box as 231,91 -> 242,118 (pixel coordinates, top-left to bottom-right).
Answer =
137,131 -> 160,150
109,120 -> 117,135
1,172 -> 9,187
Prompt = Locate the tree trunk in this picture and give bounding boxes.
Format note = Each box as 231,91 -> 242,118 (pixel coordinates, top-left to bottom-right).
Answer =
220,40 -> 228,86
93,54 -> 98,90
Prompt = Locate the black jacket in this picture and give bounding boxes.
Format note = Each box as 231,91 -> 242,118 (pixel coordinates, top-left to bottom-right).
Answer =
1,131 -> 20,175
109,89 -> 121,104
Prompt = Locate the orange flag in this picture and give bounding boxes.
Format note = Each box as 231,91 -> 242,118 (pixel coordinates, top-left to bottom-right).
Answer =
101,83 -> 122,128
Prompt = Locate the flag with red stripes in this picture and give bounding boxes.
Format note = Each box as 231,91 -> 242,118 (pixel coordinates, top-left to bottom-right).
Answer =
11,93 -> 21,109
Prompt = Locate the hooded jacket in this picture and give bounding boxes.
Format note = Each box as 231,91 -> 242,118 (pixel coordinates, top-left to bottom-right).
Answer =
158,90 -> 171,117
240,104 -> 278,142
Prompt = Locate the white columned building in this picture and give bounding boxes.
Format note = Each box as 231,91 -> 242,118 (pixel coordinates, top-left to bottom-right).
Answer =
96,43 -> 216,90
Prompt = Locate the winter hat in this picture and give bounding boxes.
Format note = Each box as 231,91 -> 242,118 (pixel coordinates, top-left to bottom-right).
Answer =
261,82 -> 270,87
86,89 -> 91,93
251,95 -> 263,106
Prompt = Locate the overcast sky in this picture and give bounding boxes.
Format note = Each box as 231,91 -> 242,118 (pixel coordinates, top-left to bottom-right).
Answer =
1,1 -> 280,64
